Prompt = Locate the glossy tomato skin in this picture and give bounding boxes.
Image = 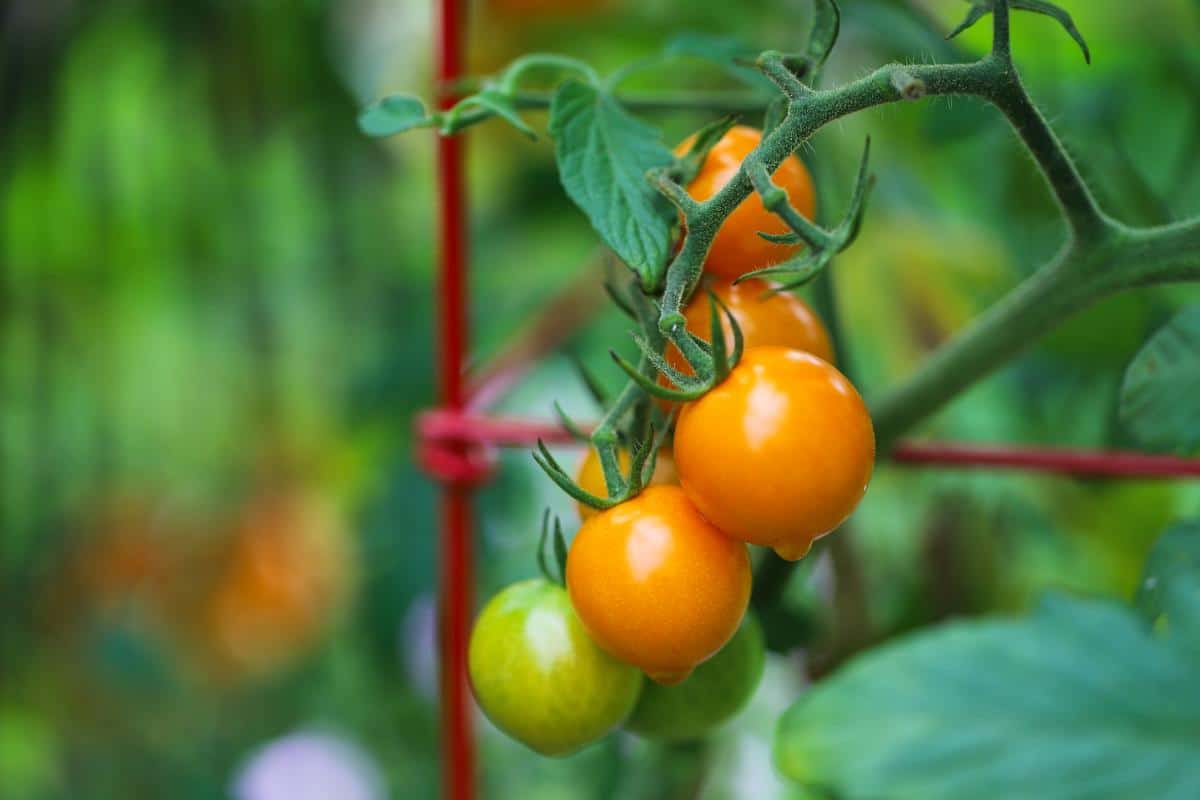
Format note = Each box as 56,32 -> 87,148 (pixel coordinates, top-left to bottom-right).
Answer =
625,611 -> 765,741
566,486 -> 751,685
574,446 -> 678,520
674,347 -> 874,560
468,579 -> 642,757
664,278 -> 834,384
676,126 -> 816,281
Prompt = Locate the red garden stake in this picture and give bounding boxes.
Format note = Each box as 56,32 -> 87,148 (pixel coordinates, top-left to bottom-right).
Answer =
434,0 -> 474,797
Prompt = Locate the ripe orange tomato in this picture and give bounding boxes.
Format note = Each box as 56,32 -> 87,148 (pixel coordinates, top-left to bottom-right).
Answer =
676,125 -> 816,281
662,278 -> 835,388
674,347 -> 874,560
574,446 -> 678,519
566,486 -> 751,685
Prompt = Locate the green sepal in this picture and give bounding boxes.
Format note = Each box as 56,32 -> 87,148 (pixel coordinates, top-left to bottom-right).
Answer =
553,401 -> 592,443
610,350 -> 709,402
552,516 -> 570,582
627,336 -> 708,393
568,352 -> 612,409
536,509 -> 572,587
739,137 -> 873,291
673,115 -> 741,186
946,1 -> 991,41
1011,0 -> 1091,64
532,439 -> 616,511
947,0 -> 1090,64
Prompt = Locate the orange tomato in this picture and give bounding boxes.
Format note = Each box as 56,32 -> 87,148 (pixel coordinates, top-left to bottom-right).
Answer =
676,125 -> 816,280
662,278 -> 834,386
574,446 -> 678,519
202,490 -> 355,679
674,347 -> 874,560
566,486 -> 751,684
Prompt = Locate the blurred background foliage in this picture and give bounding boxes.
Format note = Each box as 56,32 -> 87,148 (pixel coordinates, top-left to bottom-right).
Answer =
2,0 -> 1199,797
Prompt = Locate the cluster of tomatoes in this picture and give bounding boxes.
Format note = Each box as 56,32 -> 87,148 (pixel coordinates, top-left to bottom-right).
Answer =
469,127 -> 875,756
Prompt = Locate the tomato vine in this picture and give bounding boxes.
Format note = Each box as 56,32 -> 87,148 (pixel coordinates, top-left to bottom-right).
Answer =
366,0 -> 1200,725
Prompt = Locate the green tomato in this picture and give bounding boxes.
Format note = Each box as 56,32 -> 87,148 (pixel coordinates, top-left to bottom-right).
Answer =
625,612 -> 765,741
468,579 -> 641,756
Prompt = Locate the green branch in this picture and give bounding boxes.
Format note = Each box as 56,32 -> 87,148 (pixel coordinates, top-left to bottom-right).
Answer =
870,217 -> 1200,451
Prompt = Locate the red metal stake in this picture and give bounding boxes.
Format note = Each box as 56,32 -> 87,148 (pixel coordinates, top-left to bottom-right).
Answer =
434,0 -> 474,797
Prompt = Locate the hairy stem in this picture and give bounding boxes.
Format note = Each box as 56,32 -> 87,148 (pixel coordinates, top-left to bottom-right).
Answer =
872,215 -> 1200,450
984,73 -> 1108,237
592,376 -> 643,495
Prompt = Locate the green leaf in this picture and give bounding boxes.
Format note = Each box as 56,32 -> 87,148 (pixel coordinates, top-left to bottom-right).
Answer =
446,90 -> 536,139
1120,306 -> 1200,453
358,94 -> 433,137
664,33 -> 776,94
549,80 -> 675,286
776,595 -> 1200,799
1137,520 -> 1200,656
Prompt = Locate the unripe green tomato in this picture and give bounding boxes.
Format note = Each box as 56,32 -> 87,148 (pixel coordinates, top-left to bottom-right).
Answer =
624,612 -> 765,741
468,578 -> 642,756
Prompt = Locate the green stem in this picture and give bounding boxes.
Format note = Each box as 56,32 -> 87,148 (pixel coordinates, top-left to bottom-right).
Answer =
1117,219 -> 1200,286
451,85 -> 771,114
984,72 -> 1108,237
870,249 -> 1092,451
592,377 -> 643,496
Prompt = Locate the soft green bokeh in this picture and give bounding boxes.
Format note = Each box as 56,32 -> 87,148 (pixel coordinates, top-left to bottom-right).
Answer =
2,0 -> 1198,797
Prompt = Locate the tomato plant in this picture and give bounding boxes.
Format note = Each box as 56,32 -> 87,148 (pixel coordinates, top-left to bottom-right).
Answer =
363,0 -> 1200,790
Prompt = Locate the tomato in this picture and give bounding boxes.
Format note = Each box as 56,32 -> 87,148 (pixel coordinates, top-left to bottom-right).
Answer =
625,612 -> 765,741
674,347 -> 874,560
468,578 -> 642,756
662,278 -> 835,391
574,446 -> 678,519
201,490 -> 356,679
566,485 -> 751,684
676,125 -> 816,281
